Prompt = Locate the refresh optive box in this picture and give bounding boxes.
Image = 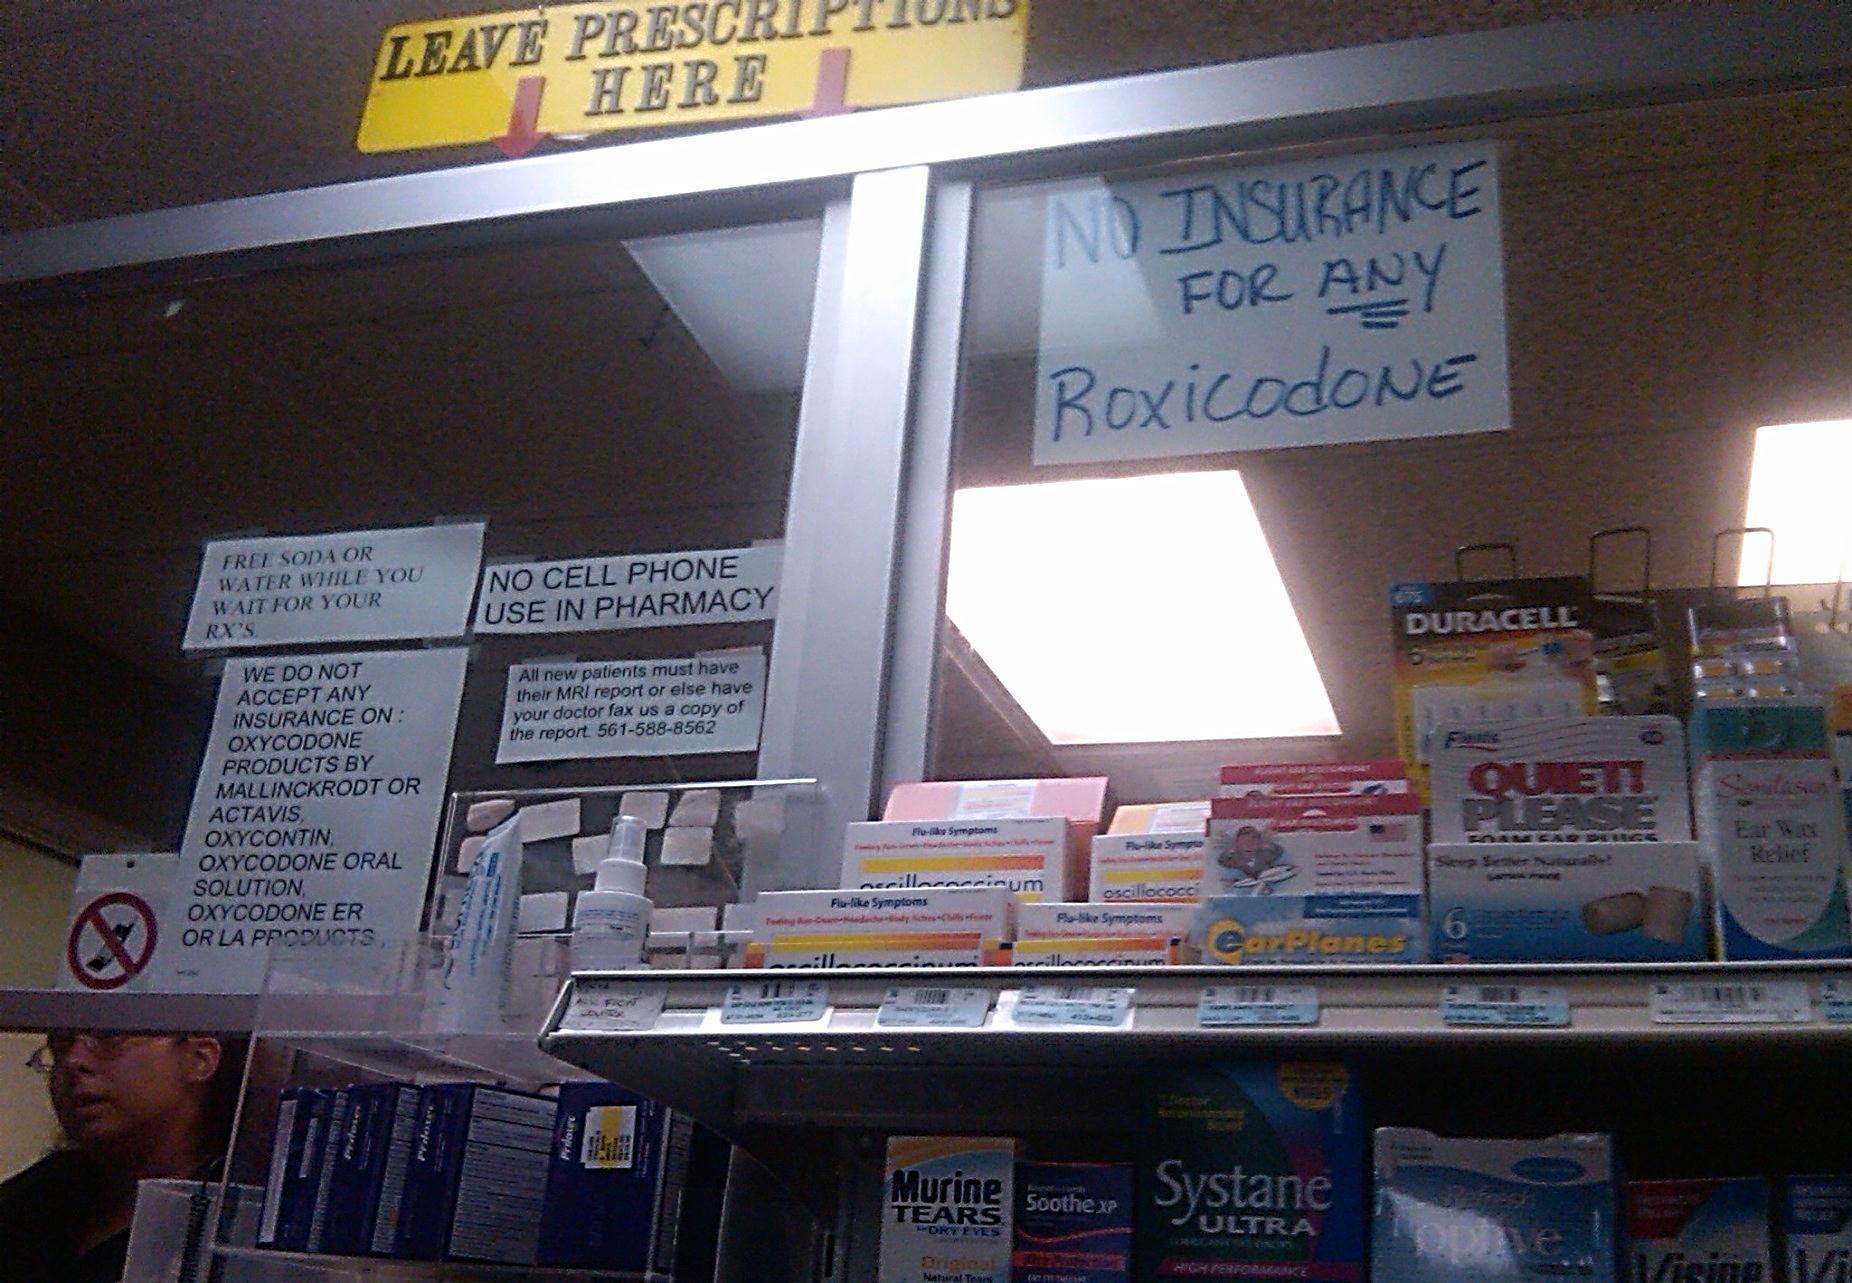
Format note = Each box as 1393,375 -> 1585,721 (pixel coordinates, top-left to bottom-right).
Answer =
1781,1175 -> 1852,1282
1429,716 -> 1692,844
1136,1063 -> 1364,1282
1193,893 -> 1426,965
843,818 -> 1071,901
1627,1179 -> 1771,1283
879,1136 -> 1015,1283
1090,834 -> 1204,903
1203,794 -> 1423,898
744,887 -> 1015,967
1372,1129 -> 1617,1283
1015,1163 -> 1133,1283
1426,840 -> 1705,962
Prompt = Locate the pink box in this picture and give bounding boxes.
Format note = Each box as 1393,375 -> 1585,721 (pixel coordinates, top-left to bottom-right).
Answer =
883,777 -> 1108,900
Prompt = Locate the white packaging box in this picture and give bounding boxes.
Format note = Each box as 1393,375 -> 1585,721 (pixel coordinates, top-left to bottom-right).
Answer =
1427,840 -> 1704,962
754,888 -> 1015,942
841,817 -> 1070,902
1429,715 -> 1691,844
879,1137 -> 1014,1283
1089,833 -> 1203,902
1009,936 -> 1175,965
1017,901 -> 1193,940
1203,794 -> 1423,897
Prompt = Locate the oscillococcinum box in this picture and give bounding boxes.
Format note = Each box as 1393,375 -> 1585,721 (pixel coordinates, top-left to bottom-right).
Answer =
1089,834 -> 1203,903
879,1136 -> 1016,1283
843,818 -> 1071,902
744,887 -> 1016,967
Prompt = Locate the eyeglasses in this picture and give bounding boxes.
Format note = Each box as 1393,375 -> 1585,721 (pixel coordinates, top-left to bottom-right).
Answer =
25,1032 -> 168,1074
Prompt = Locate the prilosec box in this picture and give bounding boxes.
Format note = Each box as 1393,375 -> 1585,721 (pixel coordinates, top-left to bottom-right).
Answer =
1193,893 -> 1426,965
1090,834 -> 1203,903
1202,794 -> 1422,898
1015,1162 -> 1133,1283
745,887 -> 1015,968
879,1136 -> 1015,1283
844,818 -> 1071,902
1136,1063 -> 1363,1282
394,1084 -> 557,1264
1781,1175 -> 1852,1283
1429,716 -> 1692,845
1690,700 -> 1852,960
319,1082 -> 423,1257
1627,1179 -> 1771,1283
258,1086 -> 335,1252
1426,841 -> 1704,962
537,1084 -> 693,1273
1372,1129 -> 1617,1283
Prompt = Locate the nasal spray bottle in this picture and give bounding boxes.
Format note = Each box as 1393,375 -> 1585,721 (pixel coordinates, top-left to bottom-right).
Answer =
572,816 -> 652,971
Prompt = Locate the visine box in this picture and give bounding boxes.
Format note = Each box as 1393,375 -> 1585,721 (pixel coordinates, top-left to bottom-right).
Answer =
537,1084 -> 693,1273
1136,1063 -> 1364,1283
879,1136 -> 1015,1283
394,1083 -> 557,1264
843,818 -> 1072,901
1782,1175 -> 1852,1283
1203,794 -> 1423,898
1429,716 -> 1691,844
1194,893 -> 1426,965
1372,1129 -> 1617,1283
319,1083 -> 423,1257
1426,840 -> 1704,962
745,887 -> 1015,967
1090,834 -> 1204,903
1627,1179 -> 1771,1283
1014,1162 -> 1132,1283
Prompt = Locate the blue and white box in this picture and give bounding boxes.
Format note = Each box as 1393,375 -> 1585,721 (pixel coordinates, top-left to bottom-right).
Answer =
1194,893 -> 1426,964
1373,1129 -> 1617,1283
1626,1179 -> 1770,1283
1782,1176 -> 1852,1283
258,1087 -> 334,1252
393,1083 -> 557,1264
1014,1162 -> 1132,1283
318,1083 -> 423,1258
537,1083 -> 693,1272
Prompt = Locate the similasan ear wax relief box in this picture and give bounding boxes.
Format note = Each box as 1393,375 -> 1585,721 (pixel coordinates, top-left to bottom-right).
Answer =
844,818 -> 1071,902
879,1136 -> 1015,1283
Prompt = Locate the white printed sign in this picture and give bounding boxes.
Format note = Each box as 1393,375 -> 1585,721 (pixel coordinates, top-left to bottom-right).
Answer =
473,544 -> 781,634
58,854 -> 179,992
184,524 -> 484,650
496,651 -> 766,763
1033,141 -> 1507,464
170,648 -> 469,992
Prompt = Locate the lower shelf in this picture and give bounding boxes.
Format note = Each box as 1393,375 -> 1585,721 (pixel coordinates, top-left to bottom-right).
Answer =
214,1243 -> 671,1281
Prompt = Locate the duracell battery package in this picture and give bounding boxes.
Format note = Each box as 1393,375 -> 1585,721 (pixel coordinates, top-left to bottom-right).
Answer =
1388,577 -> 1598,796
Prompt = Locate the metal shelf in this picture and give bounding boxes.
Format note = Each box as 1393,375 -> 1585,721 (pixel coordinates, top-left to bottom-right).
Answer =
214,1244 -> 669,1281
0,987 -> 260,1033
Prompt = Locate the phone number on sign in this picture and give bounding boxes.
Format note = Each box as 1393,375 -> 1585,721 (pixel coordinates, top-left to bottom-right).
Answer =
597,720 -> 719,738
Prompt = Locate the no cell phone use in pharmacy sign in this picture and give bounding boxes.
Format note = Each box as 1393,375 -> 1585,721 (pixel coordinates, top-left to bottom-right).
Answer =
1032,140 -> 1509,464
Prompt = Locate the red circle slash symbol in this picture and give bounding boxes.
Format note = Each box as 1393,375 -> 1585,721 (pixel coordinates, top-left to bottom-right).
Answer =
65,892 -> 158,991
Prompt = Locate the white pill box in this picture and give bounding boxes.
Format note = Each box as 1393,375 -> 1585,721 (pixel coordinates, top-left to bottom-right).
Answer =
1429,716 -> 1691,845
745,887 -> 1014,968
842,818 -> 1070,902
1427,840 -> 1704,962
879,1137 -> 1015,1283
1017,901 -> 1193,940
1089,833 -> 1203,903
1203,794 -> 1423,898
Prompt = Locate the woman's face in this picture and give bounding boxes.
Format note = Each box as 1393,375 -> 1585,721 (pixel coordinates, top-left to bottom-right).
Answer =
48,1033 -> 220,1155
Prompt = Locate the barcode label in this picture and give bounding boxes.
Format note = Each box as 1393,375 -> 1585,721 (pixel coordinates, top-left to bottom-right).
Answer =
561,979 -> 667,1033
877,986 -> 991,1029
1005,985 -> 1133,1029
1650,980 -> 1810,1025
1199,984 -> 1318,1028
1442,985 -> 1569,1028
718,980 -> 831,1026
1822,978 -> 1852,1025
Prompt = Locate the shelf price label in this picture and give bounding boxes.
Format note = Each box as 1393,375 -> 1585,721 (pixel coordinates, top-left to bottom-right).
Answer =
1649,980 -> 1811,1026
719,980 -> 831,1025
1441,985 -> 1569,1028
1820,978 -> 1852,1025
1004,985 -> 1133,1029
1198,984 -> 1319,1028
877,986 -> 992,1028
561,979 -> 668,1033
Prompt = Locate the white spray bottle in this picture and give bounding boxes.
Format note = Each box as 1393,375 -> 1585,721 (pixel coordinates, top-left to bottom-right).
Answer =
571,815 -> 652,971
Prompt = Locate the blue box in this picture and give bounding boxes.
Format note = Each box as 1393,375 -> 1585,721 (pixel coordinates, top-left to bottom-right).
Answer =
1194,893 -> 1426,965
316,1083 -> 422,1258
1782,1175 -> 1852,1282
1626,1179 -> 1770,1283
258,1087 -> 334,1252
392,1083 -> 557,1264
537,1083 -> 694,1272
1014,1162 -> 1131,1283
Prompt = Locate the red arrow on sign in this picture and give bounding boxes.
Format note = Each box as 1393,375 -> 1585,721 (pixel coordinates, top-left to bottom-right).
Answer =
494,75 -> 549,158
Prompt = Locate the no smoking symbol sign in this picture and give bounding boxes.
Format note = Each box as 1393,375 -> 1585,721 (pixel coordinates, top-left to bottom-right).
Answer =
65,891 -> 158,990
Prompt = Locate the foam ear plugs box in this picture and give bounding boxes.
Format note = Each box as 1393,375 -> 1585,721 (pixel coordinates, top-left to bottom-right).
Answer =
879,1136 -> 1015,1283
843,818 -> 1071,901
1136,1063 -> 1363,1282
1782,1175 -> 1852,1282
1372,1129 -> 1616,1283
1015,1162 -> 1133,1283
1627,1178 -> 1771,1283
1194,893 -> 1426,965
1203,794 -> 1423,898
537,1084 -> 693,1273
1426,840 -> 1704,962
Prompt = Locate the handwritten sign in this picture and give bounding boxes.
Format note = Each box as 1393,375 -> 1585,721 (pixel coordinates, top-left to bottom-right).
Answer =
1032,141 -> 1507,464
497,651 -> 766,762
169,648 -> 468,992
184,524 -> 484,650
473,544 -> 780,634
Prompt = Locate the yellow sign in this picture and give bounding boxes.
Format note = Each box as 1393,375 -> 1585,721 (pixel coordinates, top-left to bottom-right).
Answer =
357,0 -> 1028,154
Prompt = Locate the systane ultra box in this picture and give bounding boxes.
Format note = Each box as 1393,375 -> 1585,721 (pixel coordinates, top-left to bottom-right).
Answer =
1137,1063 -> 1363,1282
1430,716 -> 1692,844
1203,794 -> 1422,898
1427,840 -> 1704,962
879,1136 -> 1015,1283
1781,1175 -> 1852,1283
1627,1179 -> 1771,1283
1090,834 -> 1203,903
1373,1129 -> 1617,1283
844,818 -> 1071,902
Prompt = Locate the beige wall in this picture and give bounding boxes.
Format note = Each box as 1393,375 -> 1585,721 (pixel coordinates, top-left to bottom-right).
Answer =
0,834 -> 77,1178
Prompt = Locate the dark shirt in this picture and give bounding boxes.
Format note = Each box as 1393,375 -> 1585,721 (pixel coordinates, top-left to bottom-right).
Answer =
0,1150 -> 219,1283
